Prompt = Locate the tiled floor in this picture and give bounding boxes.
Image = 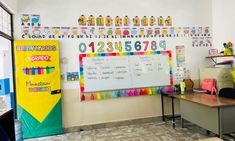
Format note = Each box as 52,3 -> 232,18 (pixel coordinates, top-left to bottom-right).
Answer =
25,120 -> 219,141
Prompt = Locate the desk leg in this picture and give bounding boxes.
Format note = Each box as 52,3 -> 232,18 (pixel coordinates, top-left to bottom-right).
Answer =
161,93 -> 165,121
219,107 -> 222,139
172,97 -> 175,128
181,118 -> 184,128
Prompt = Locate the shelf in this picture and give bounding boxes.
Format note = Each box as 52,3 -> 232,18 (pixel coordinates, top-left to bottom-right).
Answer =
205,55 -> 235,67
205,55 -> 235,59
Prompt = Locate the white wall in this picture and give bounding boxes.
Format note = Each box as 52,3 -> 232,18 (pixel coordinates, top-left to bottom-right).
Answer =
212,0 -> 235,51
15,0 -> 212,128
212,0 -> 235,67
0,0 -> 17,13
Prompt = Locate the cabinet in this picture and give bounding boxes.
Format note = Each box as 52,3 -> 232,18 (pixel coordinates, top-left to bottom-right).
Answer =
200,68 -> 234,90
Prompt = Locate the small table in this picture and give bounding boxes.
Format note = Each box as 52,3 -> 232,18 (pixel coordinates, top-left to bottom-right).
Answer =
0,109 -> 15,141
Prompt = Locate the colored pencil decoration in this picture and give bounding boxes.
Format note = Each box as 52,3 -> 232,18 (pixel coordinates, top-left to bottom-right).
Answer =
112,91 -> 117,98
124,90 -> 128,97
90,93 -> 95,100
38,67 -> 42,74
46,66 -> 50,74
81,94 -> 85,101
34,67 -> 38,74
152,88 -> 157,95
28,68 -> 32,75
134,89 -> 138,96
102,92 -> 107,99
128,90 -> 133,96
23,66 -> 55,75
143,88 -> 148,95
117,90 -> 121,97
148,88 -> 152,95
157,88 -> 161,94
96,92 -> 102,100
32,67 -> 35,75
139,89 -> 144,95
167,87 -> 173,93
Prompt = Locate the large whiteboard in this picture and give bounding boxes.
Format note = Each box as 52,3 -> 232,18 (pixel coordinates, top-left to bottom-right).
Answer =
80,51 -> 172,92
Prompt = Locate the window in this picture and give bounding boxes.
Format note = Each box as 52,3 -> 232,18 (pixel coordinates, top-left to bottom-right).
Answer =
0,6 -> 12,36
0,2 -> 15,113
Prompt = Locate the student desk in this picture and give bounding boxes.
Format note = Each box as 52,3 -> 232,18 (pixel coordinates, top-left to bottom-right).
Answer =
175,94 -> 235,138
0,109 -> 15,141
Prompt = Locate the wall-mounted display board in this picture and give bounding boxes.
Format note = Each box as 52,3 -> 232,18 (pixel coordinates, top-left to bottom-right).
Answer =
14,40 -> 62,139
79,51 -> 172,93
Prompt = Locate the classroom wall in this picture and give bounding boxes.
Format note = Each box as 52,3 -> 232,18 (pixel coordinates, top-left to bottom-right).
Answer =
212,0 -> 235,51
0,0 -> 17,13
14,0 -> 212,128
212,0 -> 235,68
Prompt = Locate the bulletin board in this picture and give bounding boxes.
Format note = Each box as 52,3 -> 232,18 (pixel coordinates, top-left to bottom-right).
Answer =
14,40 -> 62,138
79,51 -> 173,93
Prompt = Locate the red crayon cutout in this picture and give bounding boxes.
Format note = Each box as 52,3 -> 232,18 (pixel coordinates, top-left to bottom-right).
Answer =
38,67 -> 42,74
139,89 -> 144,95
143,88 -> 148,95
110,52 -> 116,56
170,78 -> 173,85
90,93 -> 95,100
80,86 -> 84,92
79,58 -> 83,64
80,54 -> 86,58
81,94 -> 85,101
168,53 -> 172,58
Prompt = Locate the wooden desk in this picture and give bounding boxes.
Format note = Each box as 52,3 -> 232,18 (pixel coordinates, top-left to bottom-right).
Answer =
0,109 -> 15,141
175,94 -> 235,138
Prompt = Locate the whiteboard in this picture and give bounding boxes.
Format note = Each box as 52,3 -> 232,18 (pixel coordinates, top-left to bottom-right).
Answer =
80,51 -> 172,92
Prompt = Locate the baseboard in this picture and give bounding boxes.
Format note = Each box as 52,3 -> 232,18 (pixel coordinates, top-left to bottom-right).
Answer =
63,116 -> 164,133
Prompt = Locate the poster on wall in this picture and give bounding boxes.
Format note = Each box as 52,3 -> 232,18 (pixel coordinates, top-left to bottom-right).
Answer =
14,40 -> 62,139
176,46 -> 185,67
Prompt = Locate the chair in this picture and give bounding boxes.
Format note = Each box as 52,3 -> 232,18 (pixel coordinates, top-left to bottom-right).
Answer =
218,88 -> 235,99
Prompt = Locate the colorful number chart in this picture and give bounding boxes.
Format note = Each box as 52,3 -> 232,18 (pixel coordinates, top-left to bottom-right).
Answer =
79,51 -> 173,101
78,40 -> 166,53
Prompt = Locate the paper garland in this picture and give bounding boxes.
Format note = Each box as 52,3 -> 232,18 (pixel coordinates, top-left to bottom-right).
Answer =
21,26 -> 211,39
20,14 -> 212,47
78,15 -> 172,27
80,87 -> 171,101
